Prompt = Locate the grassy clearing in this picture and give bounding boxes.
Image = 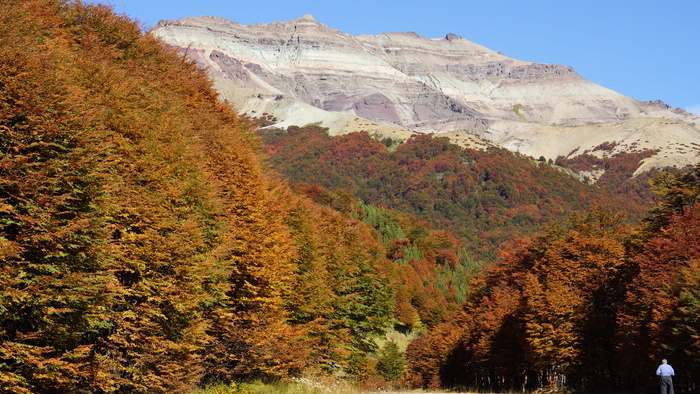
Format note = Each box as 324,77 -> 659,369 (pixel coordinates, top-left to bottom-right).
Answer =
187,376 -> 457,394
375,324 -> 422,353
189,378 -> 369,394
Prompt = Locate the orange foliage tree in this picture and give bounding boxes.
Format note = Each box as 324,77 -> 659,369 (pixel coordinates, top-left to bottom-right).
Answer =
521,208 -> 628,388
406,207 -> 630,392
275,185 -> 394,366
617,202 -> 700,389
0,1 -> 325,391
9,1 -> 268,390
406,166 -> 700,393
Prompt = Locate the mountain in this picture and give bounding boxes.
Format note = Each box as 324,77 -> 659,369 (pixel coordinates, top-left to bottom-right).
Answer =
151,14 -> 700,175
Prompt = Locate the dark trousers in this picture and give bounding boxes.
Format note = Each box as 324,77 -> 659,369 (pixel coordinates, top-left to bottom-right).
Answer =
660,375 -> 674,394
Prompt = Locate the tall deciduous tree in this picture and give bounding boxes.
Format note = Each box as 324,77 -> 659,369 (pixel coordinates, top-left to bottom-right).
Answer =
279,188 -> 394,364
1,1 -> 305,391
376,341 -> 406,382
618,203 -> 700,387
522,208 -> 628,388
407,207 -> 629,392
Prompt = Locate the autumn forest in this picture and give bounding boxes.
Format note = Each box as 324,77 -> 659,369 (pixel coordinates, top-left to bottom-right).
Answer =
2,1 -> 700,393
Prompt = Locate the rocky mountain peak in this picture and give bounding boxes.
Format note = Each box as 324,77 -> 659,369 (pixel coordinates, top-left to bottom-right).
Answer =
644,99 -> 692,116
298,13 -> 317,22
152,15 -> 700,174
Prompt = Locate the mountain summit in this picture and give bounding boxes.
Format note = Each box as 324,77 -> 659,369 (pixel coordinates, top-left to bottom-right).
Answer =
152,15 -> 700,173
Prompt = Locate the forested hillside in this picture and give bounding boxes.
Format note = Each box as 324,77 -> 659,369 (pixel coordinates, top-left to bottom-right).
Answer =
402,168 -> 700,393
258,125 -> 655,261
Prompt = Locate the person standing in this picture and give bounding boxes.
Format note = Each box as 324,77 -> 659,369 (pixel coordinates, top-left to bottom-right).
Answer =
656,359 -> 675,394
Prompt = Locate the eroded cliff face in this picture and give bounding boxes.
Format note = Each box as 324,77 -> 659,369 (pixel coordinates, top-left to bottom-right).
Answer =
152,14 -> 700,173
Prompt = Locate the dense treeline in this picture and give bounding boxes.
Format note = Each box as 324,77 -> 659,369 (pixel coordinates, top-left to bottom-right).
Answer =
290,184 -> 481,332
403,167 -> 700,393
0,1 -> 418,392
555,147 -> 662,202
354,199 -> 481,330
258,126 -> 652,261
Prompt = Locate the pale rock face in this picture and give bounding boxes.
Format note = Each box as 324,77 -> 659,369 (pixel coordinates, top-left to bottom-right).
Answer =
152,14 -> 700,174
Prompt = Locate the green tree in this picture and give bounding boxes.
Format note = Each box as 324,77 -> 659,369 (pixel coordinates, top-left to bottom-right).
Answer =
673,258 -> 700,367
376,341 -> 406,382
641,165 -> 700,233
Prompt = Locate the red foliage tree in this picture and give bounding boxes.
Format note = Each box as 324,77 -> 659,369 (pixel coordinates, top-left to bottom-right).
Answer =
618,203 -> 700,385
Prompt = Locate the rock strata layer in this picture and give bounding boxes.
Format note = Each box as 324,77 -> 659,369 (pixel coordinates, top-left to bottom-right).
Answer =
152,14 -> 700,173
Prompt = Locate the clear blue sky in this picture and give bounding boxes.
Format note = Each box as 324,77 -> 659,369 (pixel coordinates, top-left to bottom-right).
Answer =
101,0 -> 699,115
